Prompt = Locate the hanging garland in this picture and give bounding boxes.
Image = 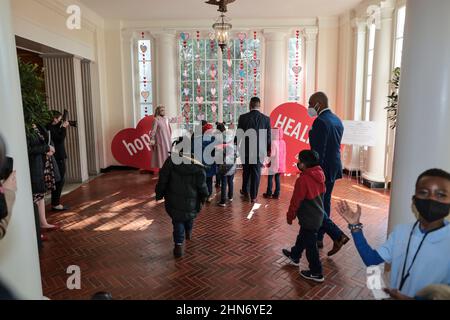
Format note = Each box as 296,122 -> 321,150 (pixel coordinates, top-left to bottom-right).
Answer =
237,32 -> 247,107
227,46 -> 233,123
293,30 -> 301,101
180,32 -> 191,126
209,35 -> 217,122
252,31 -> 258,97
139,32 -> 150,116
195,31 -> 205,121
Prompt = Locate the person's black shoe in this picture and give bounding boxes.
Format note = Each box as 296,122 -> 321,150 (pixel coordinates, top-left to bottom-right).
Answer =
327,234 -> 350,257
317,241 -> 324,249
272,194 -> 280,200
300,270 -> 325,283
240,190 -> 250,199
263,193 -> 272,199
173,244 -> 184,258
282,249 -> 299,266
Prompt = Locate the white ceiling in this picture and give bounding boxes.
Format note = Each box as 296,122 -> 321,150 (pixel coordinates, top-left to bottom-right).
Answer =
79,0 -> 363,21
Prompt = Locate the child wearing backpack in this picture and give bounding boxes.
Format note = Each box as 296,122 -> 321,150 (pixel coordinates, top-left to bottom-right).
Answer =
215,123 -> 237,207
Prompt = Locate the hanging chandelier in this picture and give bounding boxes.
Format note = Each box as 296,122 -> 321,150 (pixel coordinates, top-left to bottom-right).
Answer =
212,14 -> 232,51
206,0 -> 236,51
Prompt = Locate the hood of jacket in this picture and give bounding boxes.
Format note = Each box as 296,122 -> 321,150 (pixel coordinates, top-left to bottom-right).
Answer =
302,165 -> 326,185
172,155 -> 205,176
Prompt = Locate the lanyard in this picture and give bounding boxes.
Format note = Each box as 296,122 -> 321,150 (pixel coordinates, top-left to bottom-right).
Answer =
398,220 -> 446,291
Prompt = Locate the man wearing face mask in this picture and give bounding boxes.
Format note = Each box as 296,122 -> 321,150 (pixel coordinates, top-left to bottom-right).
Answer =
336,168 -> 450,298
308,92 -> 349,256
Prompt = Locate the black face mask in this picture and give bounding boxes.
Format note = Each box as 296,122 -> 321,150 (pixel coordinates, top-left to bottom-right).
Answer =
413,196 -> 450,223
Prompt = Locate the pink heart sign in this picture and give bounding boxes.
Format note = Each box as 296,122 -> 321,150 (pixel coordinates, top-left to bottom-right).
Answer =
227,59 -> 233,67
211,88 -> 216,96
210,70 -> 217,79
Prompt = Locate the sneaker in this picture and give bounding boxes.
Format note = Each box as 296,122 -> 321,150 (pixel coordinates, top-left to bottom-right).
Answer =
300,270 -> 325,283
327,234 -> 350,257
263,193 -> 272,199
173,244 -> 184,258
282,249 -> 299,266
228,198 -> 233,203
206,197 -> 212,203
317,241 -> 324,249
218,202 -> 226,207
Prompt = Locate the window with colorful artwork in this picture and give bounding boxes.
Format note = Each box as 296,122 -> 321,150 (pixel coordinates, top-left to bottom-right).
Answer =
179,31 -> 261,129
137,34 -> 153,119
288,31 -> 303,102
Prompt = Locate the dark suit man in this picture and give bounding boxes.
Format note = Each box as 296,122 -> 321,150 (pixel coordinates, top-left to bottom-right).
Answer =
308,92 -> 349,256
237,97 -> 271,202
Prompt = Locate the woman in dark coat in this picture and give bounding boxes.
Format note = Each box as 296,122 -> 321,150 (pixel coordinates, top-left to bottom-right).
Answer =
28,124 -> 58,230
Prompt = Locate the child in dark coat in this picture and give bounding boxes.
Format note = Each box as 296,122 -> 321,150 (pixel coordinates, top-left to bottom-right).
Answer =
283,150 -> 326,283
156,140 -> 209,258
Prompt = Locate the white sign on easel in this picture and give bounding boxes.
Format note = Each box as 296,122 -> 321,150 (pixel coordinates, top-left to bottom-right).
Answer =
342,121 -> 377,147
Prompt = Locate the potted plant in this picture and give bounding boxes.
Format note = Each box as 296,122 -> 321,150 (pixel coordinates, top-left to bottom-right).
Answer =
18,58 -> 51,136
386,67 -> 401,129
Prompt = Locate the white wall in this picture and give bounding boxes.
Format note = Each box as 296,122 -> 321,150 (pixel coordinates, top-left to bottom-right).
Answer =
316,17 -> 339,114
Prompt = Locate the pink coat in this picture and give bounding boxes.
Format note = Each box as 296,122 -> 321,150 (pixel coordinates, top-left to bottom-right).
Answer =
268,127 -> 286,175
150,116 -> 172,169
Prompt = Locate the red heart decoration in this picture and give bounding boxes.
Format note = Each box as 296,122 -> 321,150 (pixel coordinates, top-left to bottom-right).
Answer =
270,103 -> 314,174
111,116 -> 155,171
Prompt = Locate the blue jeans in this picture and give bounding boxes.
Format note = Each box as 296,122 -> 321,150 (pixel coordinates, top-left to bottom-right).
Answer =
172,219 -> 194,245
317,181 -> 344,242
266,173 -> 280,196
290,228 -> 322,275
206,177 -> 213,196
220,174 -> 234,203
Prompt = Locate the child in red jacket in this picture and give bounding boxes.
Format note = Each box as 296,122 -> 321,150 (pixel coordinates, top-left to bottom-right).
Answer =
283,150 -> 326,283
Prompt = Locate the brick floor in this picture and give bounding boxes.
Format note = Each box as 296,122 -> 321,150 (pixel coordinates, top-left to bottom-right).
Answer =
40,170 -> 390,300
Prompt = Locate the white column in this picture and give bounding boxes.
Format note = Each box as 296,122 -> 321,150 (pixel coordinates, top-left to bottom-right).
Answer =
0,0 -> 43,299
303,27 -> 318,105
121,31 -> 136,127
263,29 -> 288,114
154,31 -> 178,119
344,19 -> 367,171
388,0 -> 450,231
362,2 -> 395,186
317,17 -> 339,110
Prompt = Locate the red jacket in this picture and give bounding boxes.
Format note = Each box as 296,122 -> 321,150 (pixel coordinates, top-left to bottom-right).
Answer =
287,166 -> 326,230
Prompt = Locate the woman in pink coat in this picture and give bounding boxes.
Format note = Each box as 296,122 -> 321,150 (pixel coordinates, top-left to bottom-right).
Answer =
263,127 -> 286,199
150,106 -> 172,169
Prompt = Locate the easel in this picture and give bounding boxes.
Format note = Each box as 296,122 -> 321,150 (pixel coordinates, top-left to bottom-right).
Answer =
343,144 -> 366,185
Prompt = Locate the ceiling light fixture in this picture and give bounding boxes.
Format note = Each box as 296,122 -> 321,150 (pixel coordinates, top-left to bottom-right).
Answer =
206,0 -> 236,51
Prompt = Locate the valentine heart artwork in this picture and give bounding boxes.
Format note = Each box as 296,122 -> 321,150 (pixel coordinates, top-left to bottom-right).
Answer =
227,59 -> 233,67
292,66 -> 302,74
180,32 -> 190,41
237,32 -> 247,41
140,45 -> 148,53
270,103 -> 314,174
211,88 -> 216,96
141,91 -> 150,101
111,116 -> 155,171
